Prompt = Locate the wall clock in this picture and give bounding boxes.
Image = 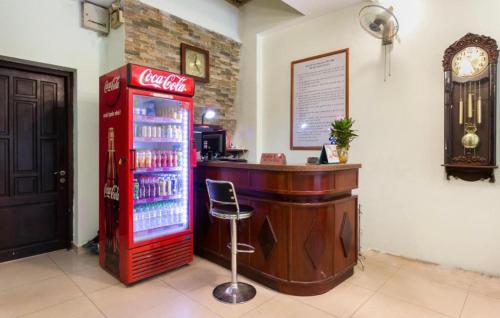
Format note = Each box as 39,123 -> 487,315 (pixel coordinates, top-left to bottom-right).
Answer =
181,43 -> 209,83
442,33 -> 499,182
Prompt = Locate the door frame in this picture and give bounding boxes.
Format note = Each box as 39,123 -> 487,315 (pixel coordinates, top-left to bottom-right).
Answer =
0,55 -> 75,249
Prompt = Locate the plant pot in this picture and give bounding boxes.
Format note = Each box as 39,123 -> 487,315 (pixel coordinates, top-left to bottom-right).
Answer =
336,146 -> 348,164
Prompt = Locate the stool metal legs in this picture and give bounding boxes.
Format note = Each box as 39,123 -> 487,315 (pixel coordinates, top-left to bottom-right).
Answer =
213,219 -> 256,304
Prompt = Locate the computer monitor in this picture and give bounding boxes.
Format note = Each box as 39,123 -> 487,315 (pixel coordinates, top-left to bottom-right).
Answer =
201,130 -> 226,158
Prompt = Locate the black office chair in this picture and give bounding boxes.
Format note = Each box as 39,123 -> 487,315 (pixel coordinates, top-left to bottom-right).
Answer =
205,179 -> 256,304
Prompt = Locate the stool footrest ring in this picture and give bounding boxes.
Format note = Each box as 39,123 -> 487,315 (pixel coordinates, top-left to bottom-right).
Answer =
227,243 -> 255,253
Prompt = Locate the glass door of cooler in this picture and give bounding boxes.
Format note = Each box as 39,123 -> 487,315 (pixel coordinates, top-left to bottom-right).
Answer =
131,94 -> 190,243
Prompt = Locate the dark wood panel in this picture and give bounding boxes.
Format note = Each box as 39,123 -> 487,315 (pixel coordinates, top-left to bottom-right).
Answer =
0,140 -> 8,197
334,197 -> 357,275
334,170 -> 358,191
249,171 -> 288,192
40,139 -> 57,193
202,167 -> 249,188
0,75 -> 8,135
194,189 -> 220,254
248,199 -> 288,280
290,172 -> 333,192
15,176 -> 37,195
41,82 -> 57,136
0,202 -> 57,250
289,205 -> 334,282
15,100 -> 36,172
14,77 -> 36,98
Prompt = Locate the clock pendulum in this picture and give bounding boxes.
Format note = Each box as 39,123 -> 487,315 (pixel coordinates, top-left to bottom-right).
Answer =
459,83 -> 463,125
477,81 -> 482,124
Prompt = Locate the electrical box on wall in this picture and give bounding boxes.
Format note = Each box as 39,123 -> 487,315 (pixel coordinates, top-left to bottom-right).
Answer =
82,2 -> 109,34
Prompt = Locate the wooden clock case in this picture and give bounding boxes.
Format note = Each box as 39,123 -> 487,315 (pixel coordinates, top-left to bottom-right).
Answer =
443,33 -> 498,182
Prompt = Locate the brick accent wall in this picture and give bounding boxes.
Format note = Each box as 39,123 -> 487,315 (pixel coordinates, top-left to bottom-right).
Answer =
123,0 -> 241,135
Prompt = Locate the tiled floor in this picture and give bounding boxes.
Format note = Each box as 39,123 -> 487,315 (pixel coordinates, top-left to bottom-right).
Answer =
1,250 -> 500,318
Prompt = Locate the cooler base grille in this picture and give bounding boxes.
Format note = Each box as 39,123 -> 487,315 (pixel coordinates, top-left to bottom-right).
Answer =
129,237 -> 193,282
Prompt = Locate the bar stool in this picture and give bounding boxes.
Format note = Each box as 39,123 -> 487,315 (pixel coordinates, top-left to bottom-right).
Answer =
205,179 -> 256,304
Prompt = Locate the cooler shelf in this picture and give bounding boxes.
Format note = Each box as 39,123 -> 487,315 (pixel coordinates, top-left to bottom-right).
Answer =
134,194 -> 183,205
134,137 -> 182,143
134,115 -> 182,124
134,167 -> 182,174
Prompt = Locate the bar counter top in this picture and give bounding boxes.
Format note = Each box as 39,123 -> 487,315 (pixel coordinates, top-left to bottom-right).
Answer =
196,160 -> 362,172
193,161 -> 361,296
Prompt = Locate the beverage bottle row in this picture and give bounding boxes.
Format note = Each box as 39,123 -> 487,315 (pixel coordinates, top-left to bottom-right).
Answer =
135,149 -> 182,168
133,174 -> 182,199
133,102 -> 183,121
134,124 -> 182,140
133,202 -> 185,232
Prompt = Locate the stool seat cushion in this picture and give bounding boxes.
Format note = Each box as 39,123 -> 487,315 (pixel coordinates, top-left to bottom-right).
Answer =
210,204 -> 254,220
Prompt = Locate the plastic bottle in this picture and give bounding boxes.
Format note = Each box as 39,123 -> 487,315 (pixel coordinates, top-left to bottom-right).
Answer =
139,177 -> 145,199
168,125 -> 173,139
172,151 -> 178,167
133,178 -> 139,200
145,150 -> 151,168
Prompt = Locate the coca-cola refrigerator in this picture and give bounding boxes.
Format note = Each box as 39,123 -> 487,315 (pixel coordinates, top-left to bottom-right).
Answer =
99,64 -> 196,284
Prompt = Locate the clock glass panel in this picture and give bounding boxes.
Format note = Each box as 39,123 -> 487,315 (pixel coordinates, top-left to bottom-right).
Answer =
452,46 -> 489,77
187,50 -> 206,77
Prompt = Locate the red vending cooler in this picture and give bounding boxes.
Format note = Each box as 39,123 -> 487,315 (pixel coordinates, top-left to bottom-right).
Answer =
99,64 -> 195,284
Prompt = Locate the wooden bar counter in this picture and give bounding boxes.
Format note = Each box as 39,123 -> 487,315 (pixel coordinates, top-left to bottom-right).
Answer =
193,161 -> 361,296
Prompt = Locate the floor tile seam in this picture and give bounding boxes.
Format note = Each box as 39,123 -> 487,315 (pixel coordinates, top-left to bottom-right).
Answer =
371,263 -> 402,293
0,269 -> 64,295
347,286 -> 378,318
0,271 -> 68,297
55,260 -> 109,318
398,270 -> 474,294
287,287 -> 366,318
457,292 -> 470,318
46,252 -> 100,275
376,290 -> 461,318
14,293 -> 86,318
158,277 -> 224,318
467,290 -> 500,301
236,294 -> 282,318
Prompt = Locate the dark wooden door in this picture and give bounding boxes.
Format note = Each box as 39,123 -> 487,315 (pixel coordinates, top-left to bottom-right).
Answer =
0,61 -> 72,262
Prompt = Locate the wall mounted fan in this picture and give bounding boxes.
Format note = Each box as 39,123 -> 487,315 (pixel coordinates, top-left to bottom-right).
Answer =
359,3 -> 399,81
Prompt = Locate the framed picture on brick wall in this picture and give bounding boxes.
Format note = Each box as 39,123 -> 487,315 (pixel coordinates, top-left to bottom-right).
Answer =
181,43 -> 210,83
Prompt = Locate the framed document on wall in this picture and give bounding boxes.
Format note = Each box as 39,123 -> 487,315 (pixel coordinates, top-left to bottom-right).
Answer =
291,49 -> 349,150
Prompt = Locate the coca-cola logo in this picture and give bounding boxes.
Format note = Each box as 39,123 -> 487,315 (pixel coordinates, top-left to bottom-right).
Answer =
138,69 -> 188,93
104,76 -> 120,93
103,76 -> 121,107
104,184 -> 119,201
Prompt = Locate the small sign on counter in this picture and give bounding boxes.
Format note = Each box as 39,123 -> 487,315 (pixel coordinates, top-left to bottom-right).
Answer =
260,153 -> 287,165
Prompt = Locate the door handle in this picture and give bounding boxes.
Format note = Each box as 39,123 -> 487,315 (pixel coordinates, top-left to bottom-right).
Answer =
53,170 -> 66,176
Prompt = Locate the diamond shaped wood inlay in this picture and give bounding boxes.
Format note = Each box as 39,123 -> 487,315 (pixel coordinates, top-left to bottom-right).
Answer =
340,212 -> 353,258
258,216 -> 277,260
304,220 -> 326,269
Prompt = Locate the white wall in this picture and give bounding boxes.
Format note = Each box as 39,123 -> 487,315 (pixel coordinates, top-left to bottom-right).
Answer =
139,0 -> 240,41
257,0 -> 500,275
233,0 -> 300,160
0,0 -> 125,246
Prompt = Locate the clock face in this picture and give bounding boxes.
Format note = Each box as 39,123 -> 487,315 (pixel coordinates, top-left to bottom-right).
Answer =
452,46 -> 489,77
186,50 -> 206,78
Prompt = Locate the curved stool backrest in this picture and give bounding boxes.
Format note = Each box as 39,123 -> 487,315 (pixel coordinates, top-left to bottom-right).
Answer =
205,179 -> 240,218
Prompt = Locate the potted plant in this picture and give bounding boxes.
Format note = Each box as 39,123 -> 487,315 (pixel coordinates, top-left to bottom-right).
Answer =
330,117 -> 358,164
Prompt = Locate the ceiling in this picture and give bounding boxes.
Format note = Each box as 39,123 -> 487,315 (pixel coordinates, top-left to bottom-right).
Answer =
225,0 -> 253,7
280,0 -> 362,15
85,0 -> 117,8
87,0 -> 362,14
